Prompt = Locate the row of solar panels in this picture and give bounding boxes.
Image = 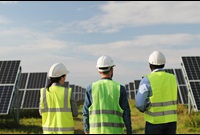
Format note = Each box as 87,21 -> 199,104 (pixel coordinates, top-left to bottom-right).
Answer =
125,68 -> 188,106
0,60 -> 86,115
0,56 -> 199,115
17,72 -> 86,109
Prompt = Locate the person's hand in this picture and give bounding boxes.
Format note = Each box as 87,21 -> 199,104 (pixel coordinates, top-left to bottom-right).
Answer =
84,132 -> 89,134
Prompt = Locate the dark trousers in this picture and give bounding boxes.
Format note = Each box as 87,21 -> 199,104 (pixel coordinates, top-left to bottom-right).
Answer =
145,121 -> 177,134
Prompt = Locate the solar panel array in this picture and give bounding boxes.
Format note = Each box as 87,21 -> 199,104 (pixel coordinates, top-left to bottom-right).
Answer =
17,72 -> 86,109
0,60 -> 21,115
181,56 -> 200,112
125,80 -> 141,100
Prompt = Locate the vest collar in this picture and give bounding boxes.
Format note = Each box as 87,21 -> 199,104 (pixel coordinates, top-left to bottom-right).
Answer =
52,82 -> 64,87
101,77 -> 112,80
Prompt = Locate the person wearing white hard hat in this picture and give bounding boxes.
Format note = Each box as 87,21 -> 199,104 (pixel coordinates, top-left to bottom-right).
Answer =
39,63 -> 78,134
135,51 -> 178,134
82,55 -> 132,134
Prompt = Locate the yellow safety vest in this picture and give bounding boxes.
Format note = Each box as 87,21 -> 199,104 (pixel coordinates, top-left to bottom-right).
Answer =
145,71 -> 178,124
89,79 -> 124,134
40,83 -> 74,134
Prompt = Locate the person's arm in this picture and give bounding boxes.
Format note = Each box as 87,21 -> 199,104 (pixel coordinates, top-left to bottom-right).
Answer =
135,77 -> 152,112
70,91 -> 78,117
82,84 -> 92,134
120,85 -> 132,134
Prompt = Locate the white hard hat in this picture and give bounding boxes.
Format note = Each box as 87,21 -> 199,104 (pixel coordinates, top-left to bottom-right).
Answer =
48,63 -> 69,78
148,51 -> 166,65
96,55 -> 115,72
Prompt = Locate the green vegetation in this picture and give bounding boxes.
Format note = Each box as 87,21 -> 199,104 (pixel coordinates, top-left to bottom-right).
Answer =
0,100 -> 200,134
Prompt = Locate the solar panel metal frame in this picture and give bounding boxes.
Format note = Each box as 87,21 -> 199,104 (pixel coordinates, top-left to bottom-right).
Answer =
0,60 -> 21,116
181,56 -> 200,112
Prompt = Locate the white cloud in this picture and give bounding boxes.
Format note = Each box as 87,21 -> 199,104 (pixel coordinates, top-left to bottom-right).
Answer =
60,1 -> 200,33
0,1 -> 18,4
76,33 -> 200,61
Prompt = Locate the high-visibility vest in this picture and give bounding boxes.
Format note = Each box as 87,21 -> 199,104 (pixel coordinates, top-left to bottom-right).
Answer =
89,79 -> 124,134
145,71 -> 178,124
40,83 -> 74,134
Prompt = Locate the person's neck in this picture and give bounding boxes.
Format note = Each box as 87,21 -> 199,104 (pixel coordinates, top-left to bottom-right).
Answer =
101,74 -> 111,79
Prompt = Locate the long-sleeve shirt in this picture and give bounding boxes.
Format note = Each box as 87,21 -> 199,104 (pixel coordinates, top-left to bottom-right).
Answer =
82,78 -> 132,134
135,68 -> 164,112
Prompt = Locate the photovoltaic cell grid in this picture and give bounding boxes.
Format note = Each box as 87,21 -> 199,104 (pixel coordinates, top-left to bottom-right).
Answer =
181,56 -> 200,111
0,61 -> 20,84
174,69 -> 188,105
22,72 -> 47,109
19,73 -> 28,89
128,82 -> 135,100
15,73 -> 28,109
27,73 -> 47,89
0,60 -> 21,115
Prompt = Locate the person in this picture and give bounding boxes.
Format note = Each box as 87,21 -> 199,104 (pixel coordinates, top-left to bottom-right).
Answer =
135,51 -> 178,134
39,63 -> 78,134
82,55 -> 132,134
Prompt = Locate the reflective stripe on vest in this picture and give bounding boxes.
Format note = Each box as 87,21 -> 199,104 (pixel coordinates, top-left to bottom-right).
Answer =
145,71 -> 178,124
89,110 -> 123,117
41,86 -> 71,113
40,83 -> 74,133
89,79 -> 124,134
42,127 -> 74,132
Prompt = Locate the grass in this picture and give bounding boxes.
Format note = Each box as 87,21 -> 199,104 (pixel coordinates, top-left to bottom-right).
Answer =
0,100 -> 200,134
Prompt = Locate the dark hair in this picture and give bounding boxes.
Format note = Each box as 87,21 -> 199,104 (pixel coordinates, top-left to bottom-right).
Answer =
99,67 -> 113,74
150,64 -> 165,70
46,75 -> 65,91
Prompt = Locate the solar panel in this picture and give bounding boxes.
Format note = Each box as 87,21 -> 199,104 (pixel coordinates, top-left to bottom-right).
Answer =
179,86 -> 188,105
125,84 -> 129,91
125,84 -> 130,99
134,80 -> 140,90
20,72 -> 47,109
0,61 -> 20,84
182,56 -> 200,80
0,60 -> 21,115
15,90 -> 25,109
129,82 -> 134,90
27,72 -> 47,89
0,86 -> 14,114
18,73 -> 28,89
174,69 -> 186,85
22,89 -> 40,109
70,84 -> 77,101
174,69 -> 188,105
130,90 -> 135,100
75,86 -> 79,101
181,56 -> 200,112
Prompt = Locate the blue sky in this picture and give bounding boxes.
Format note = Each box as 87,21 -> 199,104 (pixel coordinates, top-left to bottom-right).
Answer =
0,1 -> 200,88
